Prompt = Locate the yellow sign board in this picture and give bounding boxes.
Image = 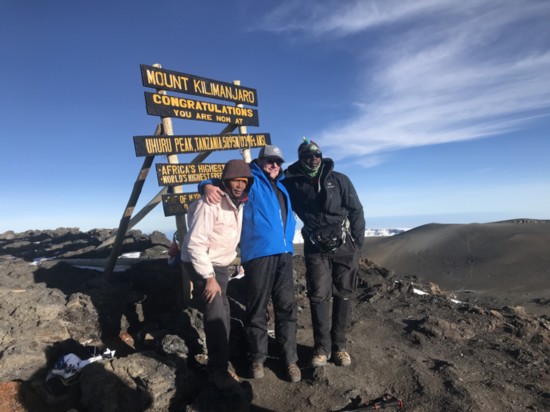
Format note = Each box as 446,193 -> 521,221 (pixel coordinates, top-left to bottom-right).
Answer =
145,92 -> 259,126
133,133 -> 271,156
141,64 -> 257,106
162,193 -> 202,216
156,163 -> 225,186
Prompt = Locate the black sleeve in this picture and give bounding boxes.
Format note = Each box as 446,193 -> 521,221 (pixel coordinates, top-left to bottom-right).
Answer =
340,174 -> 365,247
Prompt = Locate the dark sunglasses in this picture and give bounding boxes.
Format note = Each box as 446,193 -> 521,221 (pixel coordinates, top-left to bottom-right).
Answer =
265,158 -> 282,166
302,152 -> 322,160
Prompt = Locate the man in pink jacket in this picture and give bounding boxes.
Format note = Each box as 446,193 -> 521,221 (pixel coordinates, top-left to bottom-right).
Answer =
181,159 -> 253,390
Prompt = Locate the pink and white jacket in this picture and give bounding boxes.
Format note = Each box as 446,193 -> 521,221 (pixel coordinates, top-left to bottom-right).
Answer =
181,195 -> 244,279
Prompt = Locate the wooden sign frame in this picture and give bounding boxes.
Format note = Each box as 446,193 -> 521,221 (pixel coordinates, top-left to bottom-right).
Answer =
105,63 -> 267,291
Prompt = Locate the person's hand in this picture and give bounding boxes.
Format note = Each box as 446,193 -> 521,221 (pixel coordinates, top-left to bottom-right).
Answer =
203,276 -> 222,303
204,184 -> 224,205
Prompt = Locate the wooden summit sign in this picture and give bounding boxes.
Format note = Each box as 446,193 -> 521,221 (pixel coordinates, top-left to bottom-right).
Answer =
133,133 -> 271,156
144,92 -> 259,126
141,64 -> 258,106
162,192 -> 202,216
156,163 -> 225,186
105,62 -> 266,282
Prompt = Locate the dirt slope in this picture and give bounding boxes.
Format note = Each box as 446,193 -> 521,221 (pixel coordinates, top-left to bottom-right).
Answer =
363,219 -> 550,315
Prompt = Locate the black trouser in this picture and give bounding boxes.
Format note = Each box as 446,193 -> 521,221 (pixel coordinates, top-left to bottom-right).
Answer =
243,253 -> 298,365
304,240 -> 359,356
184,262 -> 230,372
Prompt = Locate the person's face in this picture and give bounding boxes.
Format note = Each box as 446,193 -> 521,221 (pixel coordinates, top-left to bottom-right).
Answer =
259,157 -> 282,179
226,179 -> 247,198
301,152 -> 322,169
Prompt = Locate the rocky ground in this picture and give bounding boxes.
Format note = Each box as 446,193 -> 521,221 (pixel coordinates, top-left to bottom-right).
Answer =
0,228 -> 549,411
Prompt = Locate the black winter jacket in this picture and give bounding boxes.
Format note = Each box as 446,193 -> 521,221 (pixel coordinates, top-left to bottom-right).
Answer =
283,158 -> 365,247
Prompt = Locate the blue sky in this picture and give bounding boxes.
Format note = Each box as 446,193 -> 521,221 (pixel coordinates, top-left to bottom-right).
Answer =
2,0 -> 550,234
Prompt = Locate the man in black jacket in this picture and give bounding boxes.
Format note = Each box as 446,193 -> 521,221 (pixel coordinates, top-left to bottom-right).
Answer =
283,138 -> 365,368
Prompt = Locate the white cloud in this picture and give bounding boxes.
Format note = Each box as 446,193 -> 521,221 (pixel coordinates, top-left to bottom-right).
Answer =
261,0 -> 550,162
260,0 -> 449,35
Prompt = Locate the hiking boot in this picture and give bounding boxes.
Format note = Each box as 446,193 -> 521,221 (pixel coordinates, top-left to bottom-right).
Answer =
333,351 -> 351,367
209,370 -> 240,390
250,361 -> 265,379
287,363 -> 301,383
310,353 -> 328,368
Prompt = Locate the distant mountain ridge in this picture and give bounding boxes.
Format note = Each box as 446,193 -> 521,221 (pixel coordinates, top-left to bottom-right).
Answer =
363,219 -> 550,315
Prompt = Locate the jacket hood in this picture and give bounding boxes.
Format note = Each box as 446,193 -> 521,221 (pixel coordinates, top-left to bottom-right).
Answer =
222,159 -> 254,191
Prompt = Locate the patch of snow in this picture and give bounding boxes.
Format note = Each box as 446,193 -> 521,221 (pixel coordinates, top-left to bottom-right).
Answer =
293,228 -> 408,243
365,228 -> 409,237
31,257 -> 52,266
120,252 -> 141,259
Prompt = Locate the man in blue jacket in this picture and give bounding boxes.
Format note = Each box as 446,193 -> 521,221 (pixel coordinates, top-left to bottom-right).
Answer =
200,145 -> 301,383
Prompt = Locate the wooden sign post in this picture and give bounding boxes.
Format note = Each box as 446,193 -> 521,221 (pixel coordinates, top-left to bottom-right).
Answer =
104,63 -> 269,308
103,124 -> 161,277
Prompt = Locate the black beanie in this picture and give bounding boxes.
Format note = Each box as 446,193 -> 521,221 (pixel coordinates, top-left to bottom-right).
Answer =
298,137 -> 322,158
